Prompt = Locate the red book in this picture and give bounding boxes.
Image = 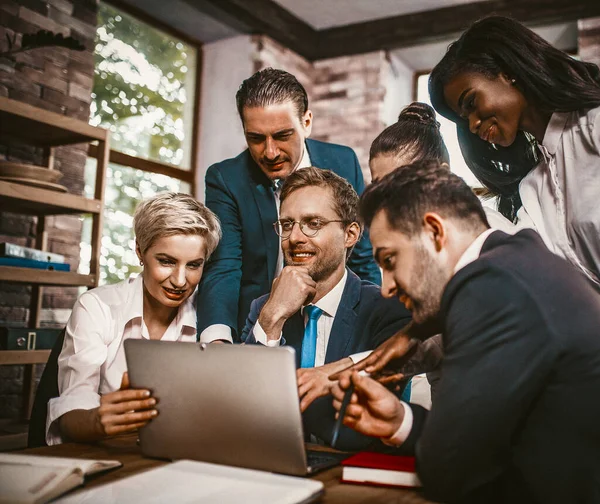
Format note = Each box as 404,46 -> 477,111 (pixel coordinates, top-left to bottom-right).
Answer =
341,452 -> 421,488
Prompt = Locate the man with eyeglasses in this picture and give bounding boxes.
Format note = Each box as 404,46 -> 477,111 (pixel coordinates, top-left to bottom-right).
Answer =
241,167 -> 412,450
196,68 -> 380,345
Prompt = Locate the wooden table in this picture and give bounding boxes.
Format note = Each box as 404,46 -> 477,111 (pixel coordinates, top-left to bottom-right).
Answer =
20,434 -> 435,503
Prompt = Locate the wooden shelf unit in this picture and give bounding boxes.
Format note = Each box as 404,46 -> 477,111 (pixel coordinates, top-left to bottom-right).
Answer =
0,351 -> 51,365
0,96 -> 109,429
0,267 -> 97,287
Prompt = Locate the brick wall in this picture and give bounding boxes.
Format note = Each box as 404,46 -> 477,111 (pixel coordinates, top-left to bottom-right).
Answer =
579,17 -> 600,68
0,0 -> 98,419
254,36 -> 392,184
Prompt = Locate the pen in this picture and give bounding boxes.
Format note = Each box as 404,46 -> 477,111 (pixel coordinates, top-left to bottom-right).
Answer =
331,371 -> 419,449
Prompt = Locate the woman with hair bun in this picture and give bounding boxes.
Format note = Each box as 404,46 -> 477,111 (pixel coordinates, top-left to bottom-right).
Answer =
369,102 -> 516,233
369,102 -> 449,181
46,192 -> 221,445
429,15 -> 600,289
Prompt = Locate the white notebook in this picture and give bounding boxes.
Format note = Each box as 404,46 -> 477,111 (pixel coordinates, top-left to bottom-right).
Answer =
56,460 -> 324,504
0,454 -> 121,504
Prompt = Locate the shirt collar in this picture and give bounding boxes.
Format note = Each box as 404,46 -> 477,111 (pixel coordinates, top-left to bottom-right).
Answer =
123,273 -> 197,333
540,111 -> 570,156
298,141 -> 312,169
302,269 -> 348,318
454,229 -> 495,274
127,274 -> 145,323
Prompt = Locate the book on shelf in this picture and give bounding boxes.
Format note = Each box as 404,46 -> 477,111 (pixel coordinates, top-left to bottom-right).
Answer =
0,327 -> 63,350
0,256 -> 70,271
0,242 -> 65,263
0,454 -> 121,504
57,459 -> 324,504
341,451 -> 421,488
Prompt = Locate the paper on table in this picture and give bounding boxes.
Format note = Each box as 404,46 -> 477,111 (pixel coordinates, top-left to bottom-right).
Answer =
56,460 -> 324,504
0,454 -> 121,475
0,454 -> 121,504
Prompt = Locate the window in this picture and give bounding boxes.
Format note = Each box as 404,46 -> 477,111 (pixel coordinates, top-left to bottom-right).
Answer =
87,2 -> 198,284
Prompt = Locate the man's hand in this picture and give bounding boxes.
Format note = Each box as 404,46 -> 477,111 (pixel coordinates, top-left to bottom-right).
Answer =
330,330 -> 415,386
95,372 -> 158,437
331,372 -> 405,439
258,267 -> 317,340
297,358 -> 352,412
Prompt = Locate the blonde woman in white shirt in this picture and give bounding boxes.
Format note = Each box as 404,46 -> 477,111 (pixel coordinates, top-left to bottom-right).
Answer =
429,16 -> 600,289
46,192 -> 221,445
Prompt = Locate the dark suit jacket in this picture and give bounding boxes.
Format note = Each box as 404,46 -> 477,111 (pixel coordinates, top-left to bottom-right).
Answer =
399,230 -> 600,504
197,139 -> 381,340
242,269 -> 412,450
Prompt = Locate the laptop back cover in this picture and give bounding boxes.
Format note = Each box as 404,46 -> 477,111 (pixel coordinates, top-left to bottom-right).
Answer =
124,341 -> 308,476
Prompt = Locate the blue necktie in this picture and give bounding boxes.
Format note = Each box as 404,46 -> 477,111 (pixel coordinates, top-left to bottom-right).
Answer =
300,305 -> 323,368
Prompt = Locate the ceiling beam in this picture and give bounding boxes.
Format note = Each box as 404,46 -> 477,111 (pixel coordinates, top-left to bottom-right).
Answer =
187,0 -> 600,61
192,0 -> 319,60
317,0 -> 600,60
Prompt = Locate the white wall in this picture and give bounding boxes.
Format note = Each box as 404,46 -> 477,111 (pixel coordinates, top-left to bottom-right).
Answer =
382,52 -> 414,127
195,35 -> 255,201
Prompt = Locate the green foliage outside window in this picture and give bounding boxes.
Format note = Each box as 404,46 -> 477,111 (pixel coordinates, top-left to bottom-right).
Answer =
88,3 -> 196,285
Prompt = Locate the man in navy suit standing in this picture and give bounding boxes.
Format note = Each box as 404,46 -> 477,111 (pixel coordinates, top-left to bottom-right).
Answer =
241,167 -> 412,449
196,68 -> 380,344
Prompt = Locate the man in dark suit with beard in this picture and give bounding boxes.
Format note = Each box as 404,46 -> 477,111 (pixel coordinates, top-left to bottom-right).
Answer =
333,160 -> 600,504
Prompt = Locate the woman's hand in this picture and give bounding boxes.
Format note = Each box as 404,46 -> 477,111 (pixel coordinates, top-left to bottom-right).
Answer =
95,372 -> 158,437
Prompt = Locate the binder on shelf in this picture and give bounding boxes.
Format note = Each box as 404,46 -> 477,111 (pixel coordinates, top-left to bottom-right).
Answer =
0,327 -> 63,350
0,242 -> 65,263
0,257 -> 70,271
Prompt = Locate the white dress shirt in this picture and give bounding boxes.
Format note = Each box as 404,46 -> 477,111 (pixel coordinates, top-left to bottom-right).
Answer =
517,106 -> 600,288
386,229 -> 495,446
199,143 -> 313,345
253,270 -> 371,366
46,275 -> 197,445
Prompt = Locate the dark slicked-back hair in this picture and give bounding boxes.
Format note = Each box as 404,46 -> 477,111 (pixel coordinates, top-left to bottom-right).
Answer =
429,15 -> 600,222
236,68 -> 309,121
360,160 -> 489,236
281,167 -> 361,258
369,102 -> 450,165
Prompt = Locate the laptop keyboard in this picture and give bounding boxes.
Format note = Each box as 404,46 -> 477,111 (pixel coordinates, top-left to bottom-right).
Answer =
306,449 -> 350,474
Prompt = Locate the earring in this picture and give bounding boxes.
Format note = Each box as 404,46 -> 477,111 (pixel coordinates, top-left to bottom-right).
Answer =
510,78 -> 516,85
140,260 -> 144,266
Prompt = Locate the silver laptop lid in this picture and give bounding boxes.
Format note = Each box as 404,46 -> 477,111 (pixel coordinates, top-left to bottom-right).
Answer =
124,340 -> 308,476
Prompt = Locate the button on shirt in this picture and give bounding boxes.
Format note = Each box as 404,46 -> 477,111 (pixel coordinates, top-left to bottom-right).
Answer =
199,143 -> 313,344
46,275 -> 197,445
517,106 -> 600,288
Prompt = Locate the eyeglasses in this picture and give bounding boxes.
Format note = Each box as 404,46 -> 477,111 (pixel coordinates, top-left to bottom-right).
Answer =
273,218 -> 344,238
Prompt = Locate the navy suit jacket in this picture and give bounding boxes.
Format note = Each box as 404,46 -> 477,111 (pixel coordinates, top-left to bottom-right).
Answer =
398,230 -> 600,504
197,139 -> 381,340
242,269 -> 412,450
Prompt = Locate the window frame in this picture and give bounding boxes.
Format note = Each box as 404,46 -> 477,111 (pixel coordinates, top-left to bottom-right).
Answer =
95,0 -> 204,196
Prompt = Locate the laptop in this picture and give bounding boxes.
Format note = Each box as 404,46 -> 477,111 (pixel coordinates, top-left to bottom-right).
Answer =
124,340 -> 348,476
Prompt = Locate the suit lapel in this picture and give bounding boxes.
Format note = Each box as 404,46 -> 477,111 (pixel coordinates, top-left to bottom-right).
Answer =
306,139 -> 328,169
283,312 -> 306,368
250,163 -> 279,284
325,270 -> 361,363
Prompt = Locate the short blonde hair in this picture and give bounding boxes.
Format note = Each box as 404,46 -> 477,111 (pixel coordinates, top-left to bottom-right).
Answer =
133,192 -> 221,258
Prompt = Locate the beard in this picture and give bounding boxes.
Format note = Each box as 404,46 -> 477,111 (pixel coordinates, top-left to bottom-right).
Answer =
284,247 -> 344,283
408,243 -> 447,325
